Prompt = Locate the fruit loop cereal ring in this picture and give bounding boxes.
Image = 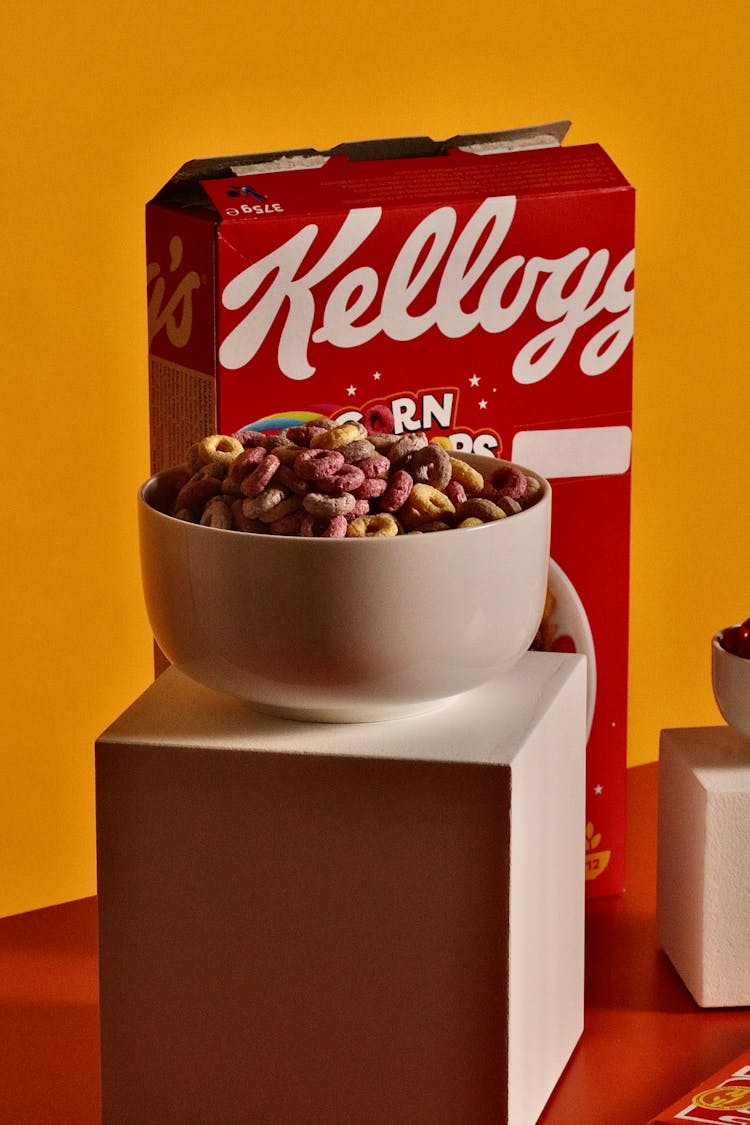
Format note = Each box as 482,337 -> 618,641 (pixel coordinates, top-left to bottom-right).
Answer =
456,497 -> 506,523
340,438 -> 376,463
302,491 -> 357,518
175,473 -> 222,513
448,457 -> 485,497
368,431 -> 401,454
445,479 -> 467,507
294,448 -> 345,482
429,436 -> 454,451
320,514 -> 349,538
231,429 -> 268,449
387,432 -> 428,467
351,498 -> 371,517
347,513 -> 399,538
319,464 -> 366,495
258,494 -> 302,523
401,483 -> 456,529
354,476 -> 388,500
358,453 -> 390,479
199,496 -> 232,530
227,445 -> 266,482
458,517 -> 485,529
268,512 -> 305,536
411,520 -> 451,533
274,463 -> 309,495
273,443 -> 307,465
411,444 -> 452,490
362,404 -> 395,433
285,423 -> 327,445
496,496 -> 523,515
242,487 -> 286,518
230,500 -> 266,533
174,508 -> 195,522
491,465 -> 528,501
380,468 -> 414,512
198,434 -> 244,466
299,513 -> 347,538
310,422 -> 367,450
520,475 -> 543,508
240,453 -> 281,498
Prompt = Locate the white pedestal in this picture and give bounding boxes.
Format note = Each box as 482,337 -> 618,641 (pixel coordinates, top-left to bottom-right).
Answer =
96,653 -> 586,1125
658,726 -> 750,1007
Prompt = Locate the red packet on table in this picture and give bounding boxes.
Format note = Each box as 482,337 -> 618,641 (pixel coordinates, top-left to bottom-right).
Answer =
649,1048 -> 750,1123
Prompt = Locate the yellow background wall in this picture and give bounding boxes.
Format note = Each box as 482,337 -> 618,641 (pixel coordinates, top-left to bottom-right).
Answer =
1,1 -> 748,918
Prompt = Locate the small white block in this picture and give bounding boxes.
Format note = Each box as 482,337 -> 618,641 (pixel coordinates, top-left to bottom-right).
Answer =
658,726 -> 750,1007
96,653 -> 586,1125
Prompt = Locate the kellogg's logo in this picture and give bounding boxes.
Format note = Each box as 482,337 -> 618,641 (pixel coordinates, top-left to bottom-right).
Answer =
217,197 -> 634,384
147,235 -> 200,348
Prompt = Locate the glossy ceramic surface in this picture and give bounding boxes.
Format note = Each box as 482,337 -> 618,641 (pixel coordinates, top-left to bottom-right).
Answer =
712,631 -> 750,739
138,453 -> 551,722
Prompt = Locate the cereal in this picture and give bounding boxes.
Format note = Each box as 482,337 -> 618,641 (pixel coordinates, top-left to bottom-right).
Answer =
401,483 -> 456,529
165,425 -> 543,538
198,433 -> 244,466
347,513 -> 399,538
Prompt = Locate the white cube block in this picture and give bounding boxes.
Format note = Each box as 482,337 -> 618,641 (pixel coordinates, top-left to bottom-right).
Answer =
658,726 -> 750,1007
96,653 -> 586,1125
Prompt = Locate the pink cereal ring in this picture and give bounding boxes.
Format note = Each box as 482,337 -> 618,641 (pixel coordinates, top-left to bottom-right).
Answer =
319,514 -> 349,538
320,464 -> 366,494
445,479 -> 467,507
354,476 -> 388,500
228,445 -> 266,483
268,512 -> 305,536
231,429 -> 269,449
302,491 -> 356,518
358,453 -> 390,479
274,463 -> 309,495
230,499 -> 267,533
380,468 -> 414,512
294,447 -> 345,482
240,453 -> 281,498
350,498 -> 371,517
362,404 -> 395,433
493,465 -> 528,501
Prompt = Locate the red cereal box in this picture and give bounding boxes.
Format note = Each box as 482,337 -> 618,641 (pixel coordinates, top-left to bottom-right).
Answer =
648,1048 -> 750,1123
145,122 -> 634,897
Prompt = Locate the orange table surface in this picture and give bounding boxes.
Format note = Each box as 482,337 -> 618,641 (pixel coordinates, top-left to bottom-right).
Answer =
1,762 -> 749,1125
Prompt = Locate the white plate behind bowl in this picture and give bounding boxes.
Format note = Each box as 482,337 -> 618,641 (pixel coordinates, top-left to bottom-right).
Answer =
547,559 -> 597,739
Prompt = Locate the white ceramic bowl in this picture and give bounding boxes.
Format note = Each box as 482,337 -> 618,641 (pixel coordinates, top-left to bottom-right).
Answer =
138,453 -> 551,723
712,630 -> 750,739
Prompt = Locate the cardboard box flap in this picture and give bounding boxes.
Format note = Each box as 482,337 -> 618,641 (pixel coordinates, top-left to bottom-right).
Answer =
151,121 -> 571,209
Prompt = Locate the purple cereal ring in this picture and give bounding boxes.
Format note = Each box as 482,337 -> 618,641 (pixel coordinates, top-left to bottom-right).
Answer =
240,453 -> 281,498
380,469 -> 414,512
411,444 -> 452,489
302,491 -> 356,518
354,476 -> 388,500
340,438 -> 376,463
231,429 -> 269,449
175,473 -> 221,514
363,404 -> 395,433
227,445 -> 266,484
294,447 -> 345,482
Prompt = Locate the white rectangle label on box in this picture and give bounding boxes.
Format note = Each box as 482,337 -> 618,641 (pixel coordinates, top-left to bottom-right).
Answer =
511,425 -> 632,480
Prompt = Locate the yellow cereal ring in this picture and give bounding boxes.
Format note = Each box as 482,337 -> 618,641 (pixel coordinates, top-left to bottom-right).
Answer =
429,436 -> 453,450
448,457 -> 485,496
310,422 -> 367,449
347,513 -> 399,538
457,517 -> 485,528
198,434 -> 244,466
401,483 -> 456,529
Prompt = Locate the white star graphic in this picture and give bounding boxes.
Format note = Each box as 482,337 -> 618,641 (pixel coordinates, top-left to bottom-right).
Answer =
469,374 -> 480,387
372,371 -> 382,381
478,399 -> 488,410
594,784 -> 603,796
346,384 -> 357,397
